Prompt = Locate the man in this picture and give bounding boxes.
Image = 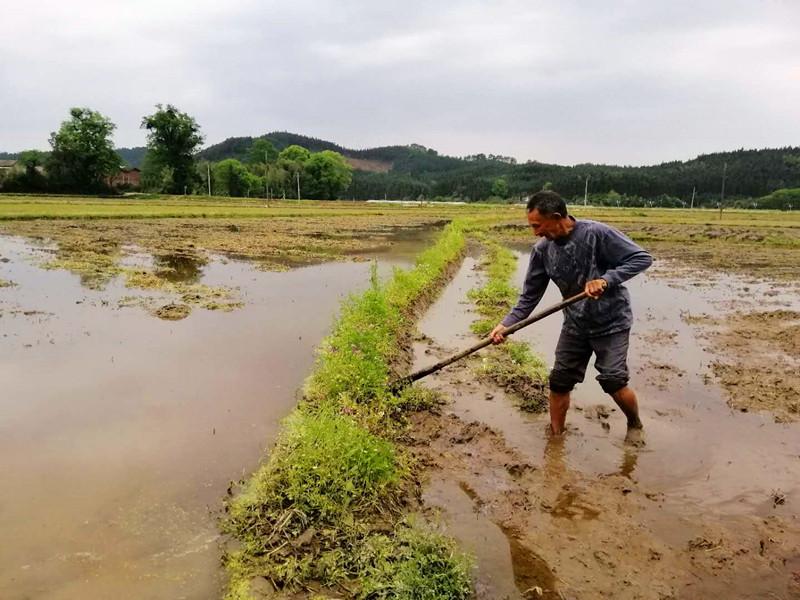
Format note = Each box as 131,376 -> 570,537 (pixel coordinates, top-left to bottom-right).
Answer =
490,190 -> 653,435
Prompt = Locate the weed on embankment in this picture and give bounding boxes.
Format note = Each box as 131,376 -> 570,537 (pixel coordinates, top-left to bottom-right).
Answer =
222,221 -> 472,599
469,236 -> 549,412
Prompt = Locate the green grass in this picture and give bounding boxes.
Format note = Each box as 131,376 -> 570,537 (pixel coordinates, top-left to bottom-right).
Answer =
0,194 -> 506,221
467,232 -> 518,336
469,237 -> 549,412
222,221 -> 472,599
6,194 -> 800,231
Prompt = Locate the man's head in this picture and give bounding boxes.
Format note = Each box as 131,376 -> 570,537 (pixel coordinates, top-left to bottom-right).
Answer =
526,190 -> 571,240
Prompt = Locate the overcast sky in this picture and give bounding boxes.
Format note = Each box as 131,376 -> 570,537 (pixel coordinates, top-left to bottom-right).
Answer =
2,0 -> 798,165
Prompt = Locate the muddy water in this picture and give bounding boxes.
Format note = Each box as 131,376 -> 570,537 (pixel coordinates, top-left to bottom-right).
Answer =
0,233 -> 428,600
416,249 -> 800,598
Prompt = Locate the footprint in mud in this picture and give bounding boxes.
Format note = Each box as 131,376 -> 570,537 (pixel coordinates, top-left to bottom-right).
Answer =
623,427 -> 646,448
548,488 -> 601,521
500,526 -> 562,600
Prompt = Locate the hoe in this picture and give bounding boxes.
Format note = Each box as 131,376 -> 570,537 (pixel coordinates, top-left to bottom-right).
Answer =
391,290 -> 589,391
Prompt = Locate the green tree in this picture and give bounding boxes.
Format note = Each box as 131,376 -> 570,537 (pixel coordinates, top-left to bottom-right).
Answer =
213,159 -> 253,197
303,151 -> 354,200
0,150 -> 49,192
195,160 -> 213,195
247,138 -> 278,165
265,163 -> 288,199
490,177 -> 509,198
141,104 -> 203,194
278,145 -> 311,199
246,139 -> 279,198
47,108 -> 120,191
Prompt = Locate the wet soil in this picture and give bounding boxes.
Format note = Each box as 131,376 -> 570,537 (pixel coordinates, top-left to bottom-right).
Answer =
684,309 -> 800,422
0,233 -> 431,600
497,219 -> 800,282
405,253 -> 800,599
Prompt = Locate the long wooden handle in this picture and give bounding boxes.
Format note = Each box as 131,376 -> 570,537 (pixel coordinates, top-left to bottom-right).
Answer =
402,291 -> 588,385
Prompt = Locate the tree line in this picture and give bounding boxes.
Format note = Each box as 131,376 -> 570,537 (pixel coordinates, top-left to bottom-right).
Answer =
196,135 -> 799,209
2,111 -> 799,208
0,107 -> 353,200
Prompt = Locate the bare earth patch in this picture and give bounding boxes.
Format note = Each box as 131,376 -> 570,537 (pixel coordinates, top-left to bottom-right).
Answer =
686,310 -> 800,422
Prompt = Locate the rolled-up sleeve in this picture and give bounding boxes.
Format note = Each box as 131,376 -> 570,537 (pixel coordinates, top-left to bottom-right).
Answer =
501,247 -> 549,327
598,227 -> 653,288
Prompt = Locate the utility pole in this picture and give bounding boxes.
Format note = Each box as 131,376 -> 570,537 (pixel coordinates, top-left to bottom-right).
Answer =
584,174 -> 590,207
207,163 -> 211,196
690,186 -> 696,209
265,151 -> 269,200
296,171 -> 301,200
719,162 -> 727,220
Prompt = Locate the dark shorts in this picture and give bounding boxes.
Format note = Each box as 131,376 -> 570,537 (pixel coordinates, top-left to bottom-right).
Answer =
549,328 -> 630,395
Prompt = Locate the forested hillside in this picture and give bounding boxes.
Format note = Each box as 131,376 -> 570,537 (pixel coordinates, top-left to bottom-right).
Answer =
196,134 -> 800,205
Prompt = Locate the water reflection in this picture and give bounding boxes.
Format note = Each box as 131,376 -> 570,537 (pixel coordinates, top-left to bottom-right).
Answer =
153,253 -> 205,283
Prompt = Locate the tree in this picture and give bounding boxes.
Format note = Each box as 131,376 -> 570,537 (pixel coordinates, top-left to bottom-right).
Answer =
47,107 -> 120,191
278,145 -> 311,199
141,104 -> 203,194
490,177 -> 509,198
265,163 -> 288,200
247,138 -> 278,166
213,159 -> 253,197
246,139 -> 279,198
0,150 -> 48,192
303,150 -> 353,200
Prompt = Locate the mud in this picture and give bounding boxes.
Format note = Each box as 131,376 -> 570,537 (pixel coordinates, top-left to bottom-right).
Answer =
497,218 -> 800,282
406,252 -> 800,599
684,309 -> 800,422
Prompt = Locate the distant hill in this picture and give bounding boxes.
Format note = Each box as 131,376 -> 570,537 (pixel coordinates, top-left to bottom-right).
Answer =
116,147 -> 147,168
196,131 -> 426,173
3,133 -> 799,203
196,133 -> 800,202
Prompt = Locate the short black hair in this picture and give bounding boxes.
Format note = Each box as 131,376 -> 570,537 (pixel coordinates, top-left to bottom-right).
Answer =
526,190 -> 567,217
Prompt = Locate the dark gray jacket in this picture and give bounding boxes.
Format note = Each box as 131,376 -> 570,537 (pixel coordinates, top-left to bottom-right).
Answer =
501,218 -> 653,337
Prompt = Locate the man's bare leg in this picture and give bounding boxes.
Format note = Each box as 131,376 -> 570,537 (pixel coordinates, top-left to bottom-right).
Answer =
549,390 -> 571,435
610,386 -> 643,429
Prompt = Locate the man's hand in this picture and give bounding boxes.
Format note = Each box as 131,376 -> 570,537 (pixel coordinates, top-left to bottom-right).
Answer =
585,278 -> 608,299
489,323 -> 507,344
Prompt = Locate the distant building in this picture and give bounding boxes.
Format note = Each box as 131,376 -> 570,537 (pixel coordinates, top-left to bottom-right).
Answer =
0,159 -> 18,172
107,167 -> 141,189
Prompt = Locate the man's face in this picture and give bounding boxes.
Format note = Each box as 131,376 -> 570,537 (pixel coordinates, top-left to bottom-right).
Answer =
527,208 -> 562,240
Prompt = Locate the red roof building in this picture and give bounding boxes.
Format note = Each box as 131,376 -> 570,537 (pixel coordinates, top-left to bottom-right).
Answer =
107,167 -> 141,189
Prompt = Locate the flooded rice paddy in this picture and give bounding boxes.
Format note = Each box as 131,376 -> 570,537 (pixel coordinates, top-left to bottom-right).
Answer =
2,215 -> 799,599
0,229 -> 433,600
413,248 -> 800,599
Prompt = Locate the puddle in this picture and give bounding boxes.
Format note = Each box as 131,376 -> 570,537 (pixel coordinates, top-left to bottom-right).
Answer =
0,232 -> 431,600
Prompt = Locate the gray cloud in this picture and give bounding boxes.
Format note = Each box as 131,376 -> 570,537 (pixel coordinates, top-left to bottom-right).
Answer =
1,0 -> 798,164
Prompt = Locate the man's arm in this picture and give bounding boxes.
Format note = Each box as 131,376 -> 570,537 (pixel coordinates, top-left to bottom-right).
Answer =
598,226 -> 653,287
490,247 -> 548,343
